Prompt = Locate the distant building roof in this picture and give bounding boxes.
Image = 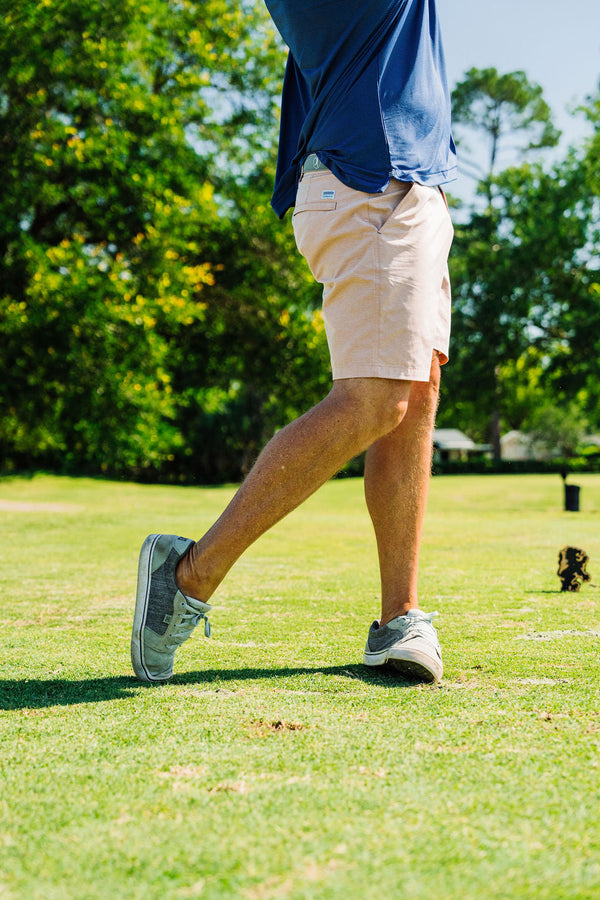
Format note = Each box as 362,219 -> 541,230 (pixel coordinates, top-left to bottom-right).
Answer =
433,429 -> 476,450
501,430 -> 526,444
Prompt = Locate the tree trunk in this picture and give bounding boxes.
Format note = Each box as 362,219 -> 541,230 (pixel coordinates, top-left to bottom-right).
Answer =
491,409 -> 502,460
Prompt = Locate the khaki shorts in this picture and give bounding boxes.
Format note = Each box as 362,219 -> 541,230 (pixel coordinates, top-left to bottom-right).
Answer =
292,171 -> 454,382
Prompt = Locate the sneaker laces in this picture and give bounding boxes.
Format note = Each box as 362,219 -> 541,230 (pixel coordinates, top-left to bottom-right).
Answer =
165,598 -> 211,650
403,611 -> 438,639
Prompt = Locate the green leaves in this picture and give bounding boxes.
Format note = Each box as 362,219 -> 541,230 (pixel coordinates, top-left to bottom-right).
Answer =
442,78 -> 600,451
3,13 -> 597,480
0,0 -> 329,480
452,67 -> 561,183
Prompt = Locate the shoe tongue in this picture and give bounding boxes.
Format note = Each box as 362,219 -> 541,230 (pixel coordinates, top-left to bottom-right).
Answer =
387,610 -> 425,630
183,594 -> 211,613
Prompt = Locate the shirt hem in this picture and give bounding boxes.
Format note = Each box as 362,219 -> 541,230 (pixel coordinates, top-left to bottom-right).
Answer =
272,162 -> 459,218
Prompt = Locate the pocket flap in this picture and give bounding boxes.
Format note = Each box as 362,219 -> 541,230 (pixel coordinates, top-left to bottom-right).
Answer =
293,200 -> 337,214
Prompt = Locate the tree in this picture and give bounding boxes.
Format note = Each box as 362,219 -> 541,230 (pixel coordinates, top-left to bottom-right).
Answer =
526,403 -> 587,459
442,68 -> 563,455
0,0 -> 330,479
451,67 -> 560,199
440,87 -> 600,452
165,164 -> 329,482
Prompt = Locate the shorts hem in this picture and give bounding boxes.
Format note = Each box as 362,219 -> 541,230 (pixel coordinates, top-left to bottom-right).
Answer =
333,365 -> 431,383
332,350 -> 449,383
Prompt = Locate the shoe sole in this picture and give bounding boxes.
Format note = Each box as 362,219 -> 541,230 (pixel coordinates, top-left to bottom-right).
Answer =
364,647 -> 442,684
131,534 -> 167,683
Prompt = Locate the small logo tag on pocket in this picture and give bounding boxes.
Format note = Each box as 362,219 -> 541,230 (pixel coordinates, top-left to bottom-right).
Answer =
321,190 -> 336,200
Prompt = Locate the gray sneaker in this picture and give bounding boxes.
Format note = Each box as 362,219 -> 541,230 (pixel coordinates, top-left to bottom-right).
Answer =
363,609 -> 443,683
131,534 -> 211,682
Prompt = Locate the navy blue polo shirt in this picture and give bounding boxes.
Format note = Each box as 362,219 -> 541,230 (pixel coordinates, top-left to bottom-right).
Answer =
265,0 -> 457,217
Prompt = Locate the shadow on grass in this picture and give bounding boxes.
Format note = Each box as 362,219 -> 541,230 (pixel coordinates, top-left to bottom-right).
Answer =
0,665 -> 425,710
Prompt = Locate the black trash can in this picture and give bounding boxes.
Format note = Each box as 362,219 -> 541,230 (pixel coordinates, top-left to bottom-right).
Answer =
565,484 -> 580,512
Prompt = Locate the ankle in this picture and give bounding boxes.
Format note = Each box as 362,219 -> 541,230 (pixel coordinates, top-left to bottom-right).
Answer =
175,544 -> 205,601
380,603 -> 418,627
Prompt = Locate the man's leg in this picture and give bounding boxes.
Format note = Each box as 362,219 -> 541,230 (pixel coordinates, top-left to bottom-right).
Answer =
361,354 -> 443,681
132,375 -> 417,681
176,376 -> 412,602
364,353 -> 440,625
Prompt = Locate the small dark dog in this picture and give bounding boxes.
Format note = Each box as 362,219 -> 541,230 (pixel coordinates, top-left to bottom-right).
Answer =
557,547 -> 591,592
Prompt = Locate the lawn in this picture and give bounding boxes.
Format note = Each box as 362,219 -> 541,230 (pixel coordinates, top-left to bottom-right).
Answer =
1,472 -> 599,899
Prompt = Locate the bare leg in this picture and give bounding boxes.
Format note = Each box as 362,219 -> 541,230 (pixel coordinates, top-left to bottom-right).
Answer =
177,377 -> 412,601
364,354 -> 441,625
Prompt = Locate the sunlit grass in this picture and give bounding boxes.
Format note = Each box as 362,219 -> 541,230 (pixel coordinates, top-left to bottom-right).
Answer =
1,473 -> 599,899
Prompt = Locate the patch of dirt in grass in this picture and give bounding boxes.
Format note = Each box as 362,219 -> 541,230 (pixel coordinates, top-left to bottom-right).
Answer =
208,780 -> 250,795
157,764 -> 209,791
243,855 -> 354,900
247,718 -> 307,737
358,765 -> 387,778
176,878 -> 206,897
517,629 -> 600,641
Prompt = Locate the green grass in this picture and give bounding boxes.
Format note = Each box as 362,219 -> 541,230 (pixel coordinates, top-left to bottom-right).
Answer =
1,472 -> 600,899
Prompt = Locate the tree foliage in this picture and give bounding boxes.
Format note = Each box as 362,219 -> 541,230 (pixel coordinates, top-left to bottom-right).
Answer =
1,10 -> 599,479
441,76 -> 600,454
0,0 -> 327,480
452,67 -> 560,187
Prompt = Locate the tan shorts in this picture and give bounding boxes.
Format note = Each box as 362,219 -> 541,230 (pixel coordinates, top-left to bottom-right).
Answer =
292,171 -> 454,382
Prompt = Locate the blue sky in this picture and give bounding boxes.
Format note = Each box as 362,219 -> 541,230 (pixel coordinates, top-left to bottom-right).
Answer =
438,0 -> 600,151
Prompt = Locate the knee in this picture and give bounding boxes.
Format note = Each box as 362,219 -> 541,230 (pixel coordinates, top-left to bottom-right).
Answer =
330,378 -> 411,443
375,389 -> 411,436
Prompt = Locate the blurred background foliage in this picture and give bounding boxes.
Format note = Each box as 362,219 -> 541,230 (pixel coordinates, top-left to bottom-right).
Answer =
1,0 -> 599,482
